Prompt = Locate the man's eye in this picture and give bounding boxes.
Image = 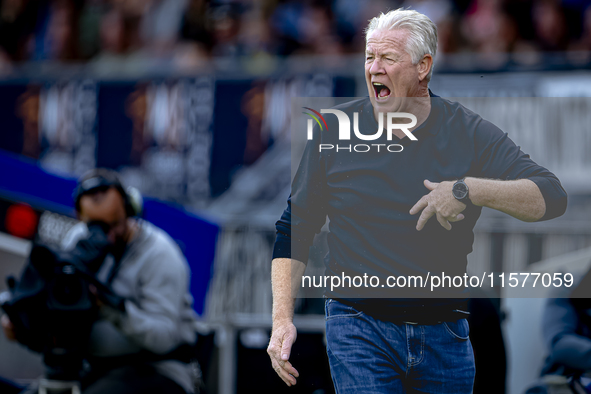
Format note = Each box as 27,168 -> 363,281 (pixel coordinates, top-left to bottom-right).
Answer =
366,55 -> 373,60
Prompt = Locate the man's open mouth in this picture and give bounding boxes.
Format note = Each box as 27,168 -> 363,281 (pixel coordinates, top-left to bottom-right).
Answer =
373,82 -> 391,99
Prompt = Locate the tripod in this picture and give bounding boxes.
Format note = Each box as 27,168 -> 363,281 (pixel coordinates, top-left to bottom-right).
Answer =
38,378 -> 81,394
37,352 -> 85,394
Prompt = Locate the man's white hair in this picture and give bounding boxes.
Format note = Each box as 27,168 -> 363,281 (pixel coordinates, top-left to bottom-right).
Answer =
365,8 -> 438,81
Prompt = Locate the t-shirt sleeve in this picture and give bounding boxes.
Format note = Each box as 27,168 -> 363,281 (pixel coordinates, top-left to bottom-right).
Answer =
272,125 -> 329,263
474,120 -> 567,221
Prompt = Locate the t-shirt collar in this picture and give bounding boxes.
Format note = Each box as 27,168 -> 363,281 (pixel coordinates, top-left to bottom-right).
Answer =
363,90 -> 442,137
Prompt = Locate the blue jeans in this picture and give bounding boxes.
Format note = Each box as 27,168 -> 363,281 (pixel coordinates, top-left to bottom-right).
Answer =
325,298 -> 475,394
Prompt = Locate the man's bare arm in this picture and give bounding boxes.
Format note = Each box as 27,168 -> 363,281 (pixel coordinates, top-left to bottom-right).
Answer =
271,258 -> 304,322
465,177 -> 545,221
267,258 -> 306,386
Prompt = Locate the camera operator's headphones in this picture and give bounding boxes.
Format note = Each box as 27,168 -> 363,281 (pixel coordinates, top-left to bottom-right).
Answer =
73,169 -> 143,218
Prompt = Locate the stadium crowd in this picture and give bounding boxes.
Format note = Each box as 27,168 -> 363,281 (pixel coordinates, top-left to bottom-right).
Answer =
0,0 -> 590,73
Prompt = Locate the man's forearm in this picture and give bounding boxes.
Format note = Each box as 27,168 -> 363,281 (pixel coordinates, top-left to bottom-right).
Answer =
465,177 -> 545,222
271,258 -> 306,323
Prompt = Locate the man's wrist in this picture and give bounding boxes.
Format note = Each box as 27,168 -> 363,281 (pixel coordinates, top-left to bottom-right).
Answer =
272,315 -> 294,325
463,177 -> 485,207
272,309 -> 295,327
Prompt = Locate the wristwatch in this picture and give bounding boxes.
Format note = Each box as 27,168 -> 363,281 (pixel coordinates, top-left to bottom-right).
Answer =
452,178 -> 470,204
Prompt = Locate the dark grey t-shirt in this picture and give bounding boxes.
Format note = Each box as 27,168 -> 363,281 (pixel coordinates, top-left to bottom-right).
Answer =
273,95 -> 567,320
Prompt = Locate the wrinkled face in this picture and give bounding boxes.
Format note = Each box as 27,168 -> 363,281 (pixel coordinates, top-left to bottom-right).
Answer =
365,29 -> 423,113
79,188 -> 129,247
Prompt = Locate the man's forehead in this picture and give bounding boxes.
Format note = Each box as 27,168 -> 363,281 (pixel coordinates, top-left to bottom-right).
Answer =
79,188 -> 125,221
366,29 -> 408,51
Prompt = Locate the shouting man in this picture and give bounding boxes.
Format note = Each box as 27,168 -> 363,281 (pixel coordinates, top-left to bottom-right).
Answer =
267,8 -> 567,394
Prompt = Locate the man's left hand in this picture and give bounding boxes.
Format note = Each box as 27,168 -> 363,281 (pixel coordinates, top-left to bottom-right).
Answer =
409,180 -> 466,231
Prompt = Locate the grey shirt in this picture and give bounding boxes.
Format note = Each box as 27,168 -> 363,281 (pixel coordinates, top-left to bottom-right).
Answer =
62,220 -> 197,393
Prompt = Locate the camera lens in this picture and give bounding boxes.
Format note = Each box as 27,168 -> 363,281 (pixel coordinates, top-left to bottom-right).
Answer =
52,275 -> 84,306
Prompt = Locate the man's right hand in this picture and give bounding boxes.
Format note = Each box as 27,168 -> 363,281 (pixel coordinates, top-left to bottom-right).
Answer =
1,315 -> 16,342
267,320 -> 299,386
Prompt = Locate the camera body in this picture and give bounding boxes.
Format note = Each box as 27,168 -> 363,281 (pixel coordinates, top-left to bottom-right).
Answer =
1,222 -> 124,381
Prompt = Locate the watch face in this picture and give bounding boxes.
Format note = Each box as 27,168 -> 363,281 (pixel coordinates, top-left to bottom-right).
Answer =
453,182 -> 468,199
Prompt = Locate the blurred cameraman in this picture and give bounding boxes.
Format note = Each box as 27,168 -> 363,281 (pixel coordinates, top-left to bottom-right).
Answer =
1,169 -> 197,394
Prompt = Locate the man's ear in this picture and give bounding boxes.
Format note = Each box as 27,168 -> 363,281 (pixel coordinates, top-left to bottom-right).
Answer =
417,54 -> 433,82
76,199 -> 88,222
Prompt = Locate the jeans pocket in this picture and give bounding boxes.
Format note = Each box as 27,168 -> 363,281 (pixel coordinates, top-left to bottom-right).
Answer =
443,319 -> 470,340
325,299 -> 364,320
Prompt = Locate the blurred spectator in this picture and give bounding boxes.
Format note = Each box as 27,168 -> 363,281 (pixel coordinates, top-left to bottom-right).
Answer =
533,0 -> 569,52
404,0 -> 453,26
179,0 -> 213,53
0,0 -> 38,62
461,0 -> 518,54
90,1 -> 156,75
332,0 -> 363,49
30,0 -> 81,62
141,0 -> 187,55
78,0 -> 103,59
241,82 -> 267,165
99,8 -> 126,55
269,0 -> 304,56
210,2 -> 241,57
298,4 -> 343,55
579,5 -> 591,49
404,0 -> 464,54
90,6 -> 144,74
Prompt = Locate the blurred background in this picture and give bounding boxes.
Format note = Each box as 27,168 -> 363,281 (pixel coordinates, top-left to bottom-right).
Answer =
0,0 -> 591,393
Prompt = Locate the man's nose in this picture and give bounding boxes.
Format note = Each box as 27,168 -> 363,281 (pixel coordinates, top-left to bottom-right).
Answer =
369,58 -> 385,75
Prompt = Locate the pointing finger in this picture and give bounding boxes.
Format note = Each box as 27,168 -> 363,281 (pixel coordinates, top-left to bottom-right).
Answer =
416,205 -> 435,231
409,195 -> 428,215
271,359 -> 297,386
280,360 -> 299,378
